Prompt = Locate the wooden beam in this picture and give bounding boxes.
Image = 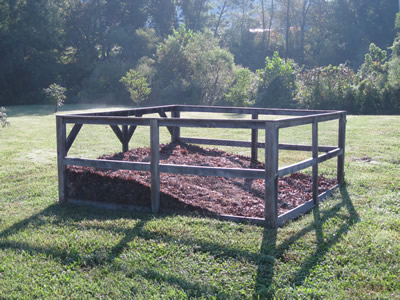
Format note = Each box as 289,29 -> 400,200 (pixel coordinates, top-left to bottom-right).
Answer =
150,120 -> 160,213
158,111 -> 174,136
265,122 -> 279,228
64,157 -> 151,172
65,124 -> 82,154
312,119 -> 319,205
337,113 -> 346,186
159,164 -> 264,179
277,112 -> 342,129
122,125 -> 129,152
278,158 -> 314,178
109,125 -> 124,144
171,110 -> 180,143
251,113 -> 258,165
56,116 -> 67,203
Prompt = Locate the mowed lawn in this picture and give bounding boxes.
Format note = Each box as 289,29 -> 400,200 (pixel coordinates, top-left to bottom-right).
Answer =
0,105 -> 399,299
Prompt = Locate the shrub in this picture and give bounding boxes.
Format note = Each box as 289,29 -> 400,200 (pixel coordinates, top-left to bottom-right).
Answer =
0,107 -> 9,128
120,69 -> 151,105
256,52 -> 297,108
43,83 -> 67,112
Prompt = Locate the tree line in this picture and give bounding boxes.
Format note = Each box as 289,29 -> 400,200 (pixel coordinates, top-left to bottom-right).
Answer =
0,0 -> 398,114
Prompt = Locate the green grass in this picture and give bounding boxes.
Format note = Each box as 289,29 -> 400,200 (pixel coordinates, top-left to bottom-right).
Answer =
0,105 -> 399,299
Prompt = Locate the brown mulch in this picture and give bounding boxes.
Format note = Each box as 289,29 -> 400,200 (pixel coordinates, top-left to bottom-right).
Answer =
66,142 -> 337,218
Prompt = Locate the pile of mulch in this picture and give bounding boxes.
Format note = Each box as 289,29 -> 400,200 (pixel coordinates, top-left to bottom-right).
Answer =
66,142 -> 337,218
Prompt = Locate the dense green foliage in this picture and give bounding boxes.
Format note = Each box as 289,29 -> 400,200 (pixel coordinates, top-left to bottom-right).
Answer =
0,1 -> 399,114
0,105 -> 399,298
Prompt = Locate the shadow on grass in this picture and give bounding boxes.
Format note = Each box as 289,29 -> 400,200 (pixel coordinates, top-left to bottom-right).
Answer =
254,186 -> 359,298
0,186 -> 358,297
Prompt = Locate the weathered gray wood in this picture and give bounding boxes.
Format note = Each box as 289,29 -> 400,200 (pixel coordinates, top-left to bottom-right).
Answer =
278,158 -> 314,178
63,115 -> 269,129
318,148 -> 342,163
127,125 -> 137,142
110,125 -> 124,144
337,113 -> 346,186
265,123 -> 279,228
122,125 -> 129,152
278,148 -> 342,178
277,112 -> 342,129
312,119 -> 319,205
150,120 -> 160,213
158,111 -> 175,136
65,124 -> 82,154
277,184 -> 339,227
56,116 -> 67,203
176,104 -> 336,116
251,113 -> 258,165
171,111 -> 181,143
159,164 -> 264,179
65,157 -> 151,171
181,137 -> 336,152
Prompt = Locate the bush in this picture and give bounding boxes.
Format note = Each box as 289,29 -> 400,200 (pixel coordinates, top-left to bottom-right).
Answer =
43,84 -> 67,112
120,69 -> 151,105
256,52 -> 297,108
225,68 -> 257,107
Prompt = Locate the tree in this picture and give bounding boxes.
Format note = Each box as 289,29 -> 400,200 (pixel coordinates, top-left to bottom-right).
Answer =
43,84 -> 67,112
0,107 -> 9,128
120,69 -> 151,105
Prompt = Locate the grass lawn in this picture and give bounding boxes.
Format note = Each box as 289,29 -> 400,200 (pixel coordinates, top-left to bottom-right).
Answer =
0,104 -> 399,299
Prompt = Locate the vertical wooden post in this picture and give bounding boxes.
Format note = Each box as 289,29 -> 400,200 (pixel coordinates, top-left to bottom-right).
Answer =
171,110 -> 180,143
265,122 -> 279,228
56,116 -> 67,203
337,112 -> 346,186
251,113 -> 259,166
122,125 -> 129,152
150,120 -> 160,213
312,118 -> 319,205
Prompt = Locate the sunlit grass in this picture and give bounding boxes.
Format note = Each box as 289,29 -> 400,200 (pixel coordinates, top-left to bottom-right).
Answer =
0,104 -> 399,298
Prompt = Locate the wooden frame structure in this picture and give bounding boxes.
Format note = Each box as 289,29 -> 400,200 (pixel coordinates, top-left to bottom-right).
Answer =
56,105 -> 346,228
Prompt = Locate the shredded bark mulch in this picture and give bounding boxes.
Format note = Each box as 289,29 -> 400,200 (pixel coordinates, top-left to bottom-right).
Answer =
66,142 -> 337,218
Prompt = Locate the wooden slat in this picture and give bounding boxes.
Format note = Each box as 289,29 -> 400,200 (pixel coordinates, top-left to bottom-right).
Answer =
150,120 -> 160,213
109,125 -> 124,144
65,124 -> 82,154
265,123 -> 279,228
251,113 -> 258,164
159,164 -> 264,179
122,125 -> 129,152
176,105 -> 336,116
337,113 -> 346,186
278,158 -> 314,178
317,148 -> 342,163
277,184 -> 339,226
277,112 -> 342,129
158,111 -> 174,136
312,119 -> 319,205
171,110 -> 180,143
181,137 -> 336,152
64,157 -> 151,171
56,116 -> 67,203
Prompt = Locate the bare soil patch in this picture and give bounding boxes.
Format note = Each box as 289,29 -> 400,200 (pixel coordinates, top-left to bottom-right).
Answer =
67,142 -> 337,218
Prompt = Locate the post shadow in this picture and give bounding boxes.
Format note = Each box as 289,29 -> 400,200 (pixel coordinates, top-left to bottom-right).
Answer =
254,186 -> 359,297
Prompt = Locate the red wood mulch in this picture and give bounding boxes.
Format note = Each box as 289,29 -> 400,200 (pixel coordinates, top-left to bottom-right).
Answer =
66,142 -> 337,218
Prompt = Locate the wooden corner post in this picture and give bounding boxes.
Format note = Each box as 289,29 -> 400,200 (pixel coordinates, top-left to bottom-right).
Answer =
150,119 -> 160,213
265,122 -> 279,228
337,112 -> 346,186
56,116 -> 67,203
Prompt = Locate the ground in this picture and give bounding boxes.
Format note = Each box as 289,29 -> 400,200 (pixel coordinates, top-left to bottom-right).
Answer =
67,142 -> 337,218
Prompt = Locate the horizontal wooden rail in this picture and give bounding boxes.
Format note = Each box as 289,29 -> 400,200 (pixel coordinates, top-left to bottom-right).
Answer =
65,157 -> 151,172
277,112 -> 343,128
159,164 -> 265,179
278,148 -> 342,177
180,137 -> 337,152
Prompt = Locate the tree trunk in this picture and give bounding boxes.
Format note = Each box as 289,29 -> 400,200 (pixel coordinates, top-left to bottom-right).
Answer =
285,0 -> 291,61
266,0 -> 274,52
214,0 -> 227,37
